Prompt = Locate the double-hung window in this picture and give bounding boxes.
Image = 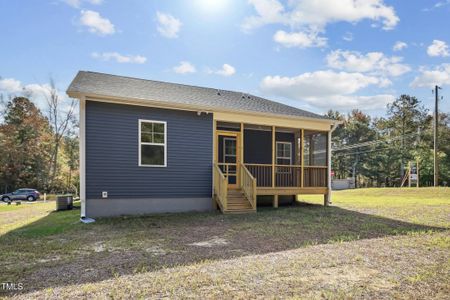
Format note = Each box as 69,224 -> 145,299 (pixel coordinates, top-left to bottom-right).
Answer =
276,142 -> 292,174
139,120 -> 167,167
276,142 -> 292,165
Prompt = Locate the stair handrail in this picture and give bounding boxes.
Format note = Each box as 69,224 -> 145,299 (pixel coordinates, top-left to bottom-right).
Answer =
240,163 -> 257,210
214,163 -> 228,210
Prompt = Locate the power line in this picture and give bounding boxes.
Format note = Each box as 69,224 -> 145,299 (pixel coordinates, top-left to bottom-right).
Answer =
334,133 -> 421,157
332,131 -> 420,152
334,146 -> 393,157
333,132 -> 418,151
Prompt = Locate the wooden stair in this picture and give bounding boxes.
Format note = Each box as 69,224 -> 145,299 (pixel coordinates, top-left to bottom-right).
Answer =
223,189 -> 256,214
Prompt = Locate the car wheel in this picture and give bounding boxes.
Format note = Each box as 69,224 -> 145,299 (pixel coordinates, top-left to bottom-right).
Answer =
27,196 -> 35,202
2,196 -> 10,203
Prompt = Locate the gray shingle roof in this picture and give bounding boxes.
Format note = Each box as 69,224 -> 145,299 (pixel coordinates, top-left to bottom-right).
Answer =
67,71 -> 330,121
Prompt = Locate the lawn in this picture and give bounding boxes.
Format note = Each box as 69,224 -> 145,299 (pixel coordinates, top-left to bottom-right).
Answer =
0,188 -> 449,299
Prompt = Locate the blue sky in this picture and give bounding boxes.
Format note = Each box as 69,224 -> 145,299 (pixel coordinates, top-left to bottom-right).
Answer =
0,0 -> 449,116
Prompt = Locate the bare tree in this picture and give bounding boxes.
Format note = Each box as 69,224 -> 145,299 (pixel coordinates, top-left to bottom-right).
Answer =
0,93 -> 10,120
45,79 -> 77,190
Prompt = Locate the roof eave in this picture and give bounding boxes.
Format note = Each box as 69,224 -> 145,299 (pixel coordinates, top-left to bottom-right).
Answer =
66,90 -> 338,125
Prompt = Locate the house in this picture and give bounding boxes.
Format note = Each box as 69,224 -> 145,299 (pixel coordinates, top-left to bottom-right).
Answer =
67,71 -> 339,217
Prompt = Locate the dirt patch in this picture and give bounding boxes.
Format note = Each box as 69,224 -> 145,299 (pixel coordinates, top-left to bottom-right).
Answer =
145,246 -> 167,256
11,232 -> 450,299
188,236 -> 228,247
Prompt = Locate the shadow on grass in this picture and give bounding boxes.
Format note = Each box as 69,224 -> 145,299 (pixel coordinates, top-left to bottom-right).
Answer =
0,201 -> 446,296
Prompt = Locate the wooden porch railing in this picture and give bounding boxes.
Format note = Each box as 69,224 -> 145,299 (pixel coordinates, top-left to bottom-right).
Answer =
239,163 -> 257,209
245,164 -> 272,187
304,166 -> 328,187
216,163 -> 237,181
213,163 -> 228,210
275,165 -> 302,187
244,164 -> 327,188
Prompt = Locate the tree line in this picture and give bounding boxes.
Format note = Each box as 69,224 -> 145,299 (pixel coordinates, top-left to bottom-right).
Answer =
0,83 -> 78,194
0,89 -> 448,194
328,95 -> 450,187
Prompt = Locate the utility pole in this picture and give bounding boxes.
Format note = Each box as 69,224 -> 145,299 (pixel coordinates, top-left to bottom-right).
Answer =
416,158 -> 419,188
408,161 -> 411,188
433,86 -> 441,187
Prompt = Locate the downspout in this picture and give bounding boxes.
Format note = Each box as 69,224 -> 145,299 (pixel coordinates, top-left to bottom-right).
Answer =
325,122 -> 340,206
79,97 -> 86,218
78,96 -> 95,223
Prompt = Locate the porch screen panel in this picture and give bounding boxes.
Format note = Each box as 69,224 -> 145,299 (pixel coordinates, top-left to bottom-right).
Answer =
276,141 -> 298,187
243,129 -> 272,186
304,131 -> 328,187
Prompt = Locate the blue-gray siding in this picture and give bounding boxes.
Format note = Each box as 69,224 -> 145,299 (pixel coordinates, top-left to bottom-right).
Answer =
86,101 -> 213,199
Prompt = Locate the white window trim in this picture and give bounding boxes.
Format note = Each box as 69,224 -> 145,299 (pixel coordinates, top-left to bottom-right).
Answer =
276,141 -> 292,165
138,119 -> 167,167
223,137 -> 237,163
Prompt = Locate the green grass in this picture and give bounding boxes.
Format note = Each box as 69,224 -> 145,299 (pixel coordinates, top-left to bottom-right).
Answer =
300,187 -> 450,228
0,188 -> 449,299
301,187 -> 449,206
0,204 -> 24,212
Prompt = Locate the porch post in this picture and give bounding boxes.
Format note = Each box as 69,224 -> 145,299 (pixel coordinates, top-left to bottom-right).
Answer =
325,129 -> 332,206
272,126 -> 275,188
240,122 -> 244,188
301,129 -> 304,188
240,122 -> 244,163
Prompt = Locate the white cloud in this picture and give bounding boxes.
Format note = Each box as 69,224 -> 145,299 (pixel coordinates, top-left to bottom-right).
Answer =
64,0 -> 82,7
24,83 -> 53,100
435,0 -> 450,8
63,0 -> 103,8
242,0 -> 285,32
216,64 -> 236,76
411,64 -> 450,88
260,70 -> 394,109
243,0 -> 398,50
423,0 -> 450,11
0,78 -> 63,106
79,10 -> 115,36
156,12 -> 182,39
342,32 -> 353,42
326,50 -> 411,77
26,84 -> 74,114
0,78 -> 23,93
273,30 -> 327,48
393,41 -> 407,51
91,52 -> 147,64
0,77 -> 78,121
243,0 -> 399,32
311,94 -> 395,110
427,40 -> 449,57
262,71 -> 384,98
173,61 -> 196,74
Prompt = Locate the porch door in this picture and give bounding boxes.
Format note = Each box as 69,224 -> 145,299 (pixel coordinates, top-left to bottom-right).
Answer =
217,131 -> 240,189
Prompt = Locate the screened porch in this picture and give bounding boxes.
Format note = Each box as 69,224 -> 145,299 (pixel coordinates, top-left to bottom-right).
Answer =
215,122 -> 329,193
